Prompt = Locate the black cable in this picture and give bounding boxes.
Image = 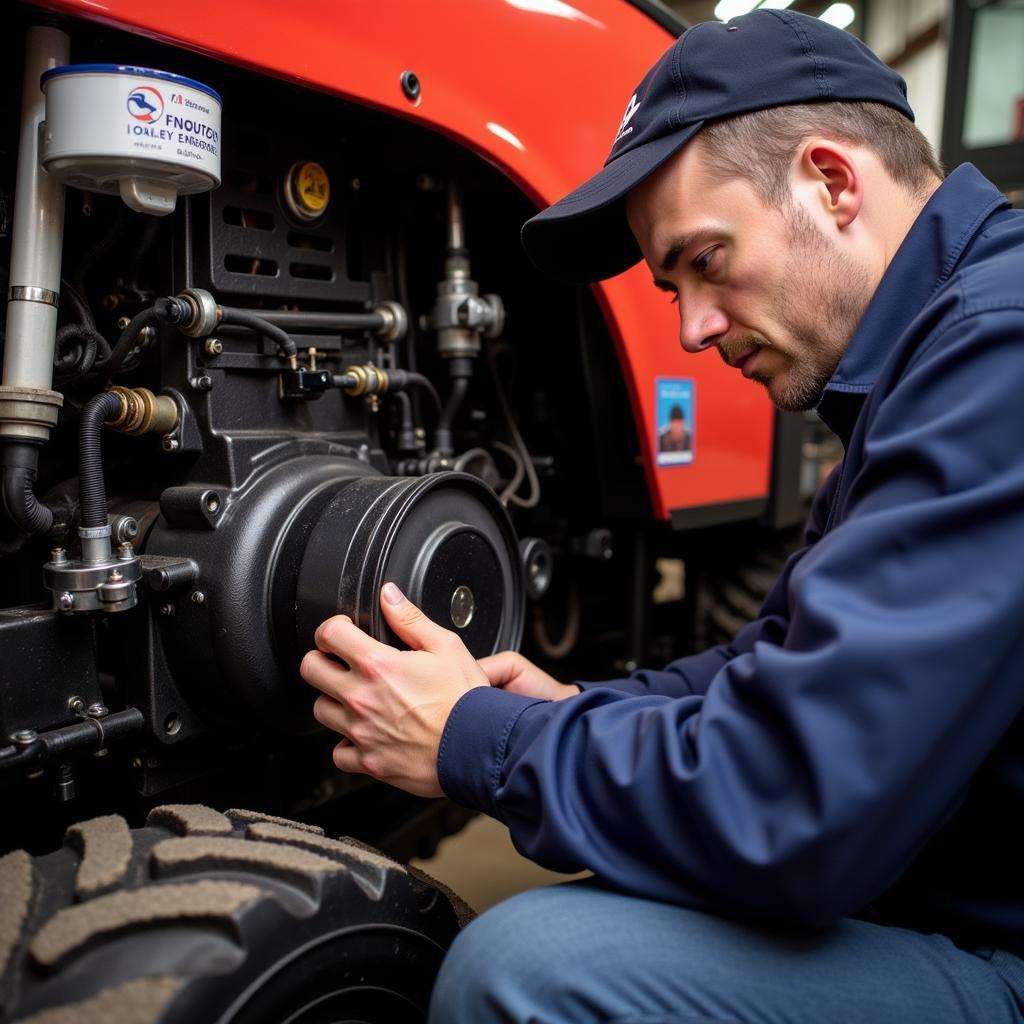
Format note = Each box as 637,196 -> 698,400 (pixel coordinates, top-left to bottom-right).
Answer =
219,306 -> 297,358
78,391 -> 122,529
102,306 -> 161,386
390,370 -> 442,422
392,391 -> 417,452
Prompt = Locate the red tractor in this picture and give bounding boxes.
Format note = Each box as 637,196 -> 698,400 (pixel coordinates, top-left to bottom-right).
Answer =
0,1 -> 817,1019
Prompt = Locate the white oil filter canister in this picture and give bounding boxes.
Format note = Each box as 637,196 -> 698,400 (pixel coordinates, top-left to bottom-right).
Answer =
40,65 -> 221,216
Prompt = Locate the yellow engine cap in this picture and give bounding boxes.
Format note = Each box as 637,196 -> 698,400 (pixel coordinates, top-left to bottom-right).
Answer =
286,160 -> 330,220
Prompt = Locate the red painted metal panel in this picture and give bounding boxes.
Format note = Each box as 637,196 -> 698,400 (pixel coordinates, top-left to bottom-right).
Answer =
36,0 -> 776,519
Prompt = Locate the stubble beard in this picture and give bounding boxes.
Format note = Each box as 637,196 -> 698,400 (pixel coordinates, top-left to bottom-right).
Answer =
731,204 -> 873,413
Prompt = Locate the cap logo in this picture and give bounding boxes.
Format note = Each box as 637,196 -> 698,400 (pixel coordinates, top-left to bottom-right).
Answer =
613,93 -> 641,145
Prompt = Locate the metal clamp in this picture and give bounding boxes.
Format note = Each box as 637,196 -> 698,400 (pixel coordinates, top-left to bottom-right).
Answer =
44,539 -> 143,614
7,285 -> 59,307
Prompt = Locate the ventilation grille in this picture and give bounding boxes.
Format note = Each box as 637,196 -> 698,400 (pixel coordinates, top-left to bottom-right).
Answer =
194,165 -> 369,304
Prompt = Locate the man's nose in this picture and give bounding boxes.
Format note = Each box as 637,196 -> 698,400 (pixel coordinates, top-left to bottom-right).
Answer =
678,298 -> 728,354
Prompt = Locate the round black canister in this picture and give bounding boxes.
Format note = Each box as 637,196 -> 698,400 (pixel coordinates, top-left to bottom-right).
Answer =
296,471 -> 524,659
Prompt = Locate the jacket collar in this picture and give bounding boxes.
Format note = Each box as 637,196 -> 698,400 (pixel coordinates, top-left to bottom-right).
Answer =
816,164 -> 1009,444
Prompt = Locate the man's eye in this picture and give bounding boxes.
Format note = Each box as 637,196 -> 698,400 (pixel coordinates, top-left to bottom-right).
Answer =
694,247 -> 718,275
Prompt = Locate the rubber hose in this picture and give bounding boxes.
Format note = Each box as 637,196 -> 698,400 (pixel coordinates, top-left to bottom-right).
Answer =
78,391 -> 122,528
392,391 -> 418,451
397,371 -> 443,421
54,323 -> 98,377
1,441 -> 54,535
103,306 -> 161,385
435,375 -> 471,455
219,307 -> 297,358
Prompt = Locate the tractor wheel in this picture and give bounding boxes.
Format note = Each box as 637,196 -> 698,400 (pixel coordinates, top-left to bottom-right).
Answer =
695,526 -> 804,650
0,804 -> 470,1023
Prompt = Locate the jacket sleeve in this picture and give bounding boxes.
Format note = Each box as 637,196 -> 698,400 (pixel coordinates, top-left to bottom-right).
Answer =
575,466 -> 842,700
438,303 -> 1024,928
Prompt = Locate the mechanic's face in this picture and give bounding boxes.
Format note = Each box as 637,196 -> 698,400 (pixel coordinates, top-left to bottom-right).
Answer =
626,139 -> 871,412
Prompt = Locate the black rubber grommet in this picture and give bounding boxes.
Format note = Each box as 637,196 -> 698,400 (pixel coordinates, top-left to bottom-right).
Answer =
400,70 -> 421,102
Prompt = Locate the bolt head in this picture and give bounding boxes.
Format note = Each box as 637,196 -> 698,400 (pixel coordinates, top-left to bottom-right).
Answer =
118,543 -> 134,560
159,603 -> 175,617
162,437 -> 180,452
204,337 -> 223,356
113,516 -> 139,543
108,570 -> 123,582
190,590 -> 206,605
58,591 -> 75,611
12,729 -> 37,745
68,696 -> 85,714
86,702 -> 109,718
194,375 -> 213,391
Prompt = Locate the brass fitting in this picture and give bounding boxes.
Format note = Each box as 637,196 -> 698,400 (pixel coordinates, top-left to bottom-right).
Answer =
342,363 -> 389,397
105,386 -> 178,436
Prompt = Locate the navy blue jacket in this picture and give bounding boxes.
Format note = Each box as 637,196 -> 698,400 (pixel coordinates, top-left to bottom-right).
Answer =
438,165 -> 1024,946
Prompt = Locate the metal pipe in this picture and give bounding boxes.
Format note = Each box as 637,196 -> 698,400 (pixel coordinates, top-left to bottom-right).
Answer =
1,25 -> 69,394
0,26 -> 69,533
254,309 -> 388,333
0,707 -> 146,777
447,180 -> 466,252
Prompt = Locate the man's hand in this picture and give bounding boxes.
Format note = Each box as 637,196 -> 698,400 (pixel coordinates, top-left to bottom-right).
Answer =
478,651 -> 580,701
300,582 -> 488,797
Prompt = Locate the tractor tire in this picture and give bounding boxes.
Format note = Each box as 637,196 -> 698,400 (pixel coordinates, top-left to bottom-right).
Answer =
0,804 -> 471,1024
695,526 -> 804,650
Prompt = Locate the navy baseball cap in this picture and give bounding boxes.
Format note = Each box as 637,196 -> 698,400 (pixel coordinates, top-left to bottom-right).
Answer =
521,9 -> 913,283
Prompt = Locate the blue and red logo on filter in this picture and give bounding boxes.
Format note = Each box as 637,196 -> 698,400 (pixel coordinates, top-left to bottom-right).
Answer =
126,85 -> 164,123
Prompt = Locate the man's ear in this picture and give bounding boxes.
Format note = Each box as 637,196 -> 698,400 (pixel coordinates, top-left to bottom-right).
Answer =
796,138 -> 863,230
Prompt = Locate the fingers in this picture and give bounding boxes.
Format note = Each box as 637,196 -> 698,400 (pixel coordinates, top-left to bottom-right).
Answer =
477,651 -> 522,687
314,614 -> 384,666
313,698 -> 370,777
332,743 -> 366,775
312,692 -> 348,732
379,582 -> 457,654
301,648 -> 351,698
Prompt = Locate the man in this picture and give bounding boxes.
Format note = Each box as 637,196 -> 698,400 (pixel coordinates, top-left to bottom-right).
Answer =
301,10 -> 1024,1021
658,403 -> 692,453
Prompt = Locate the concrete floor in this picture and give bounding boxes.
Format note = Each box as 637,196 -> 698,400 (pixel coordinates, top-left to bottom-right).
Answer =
411,813 -> 589,913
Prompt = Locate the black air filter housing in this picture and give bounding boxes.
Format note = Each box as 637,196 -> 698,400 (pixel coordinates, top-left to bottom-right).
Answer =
297,473 -> 524,659
148,458 -> 524,729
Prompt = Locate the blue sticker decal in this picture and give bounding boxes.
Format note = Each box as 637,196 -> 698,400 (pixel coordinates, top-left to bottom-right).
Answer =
655,378 -> 694,467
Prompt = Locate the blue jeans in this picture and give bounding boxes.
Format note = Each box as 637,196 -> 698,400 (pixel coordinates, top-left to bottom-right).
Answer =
429,881 -> 1024,1023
